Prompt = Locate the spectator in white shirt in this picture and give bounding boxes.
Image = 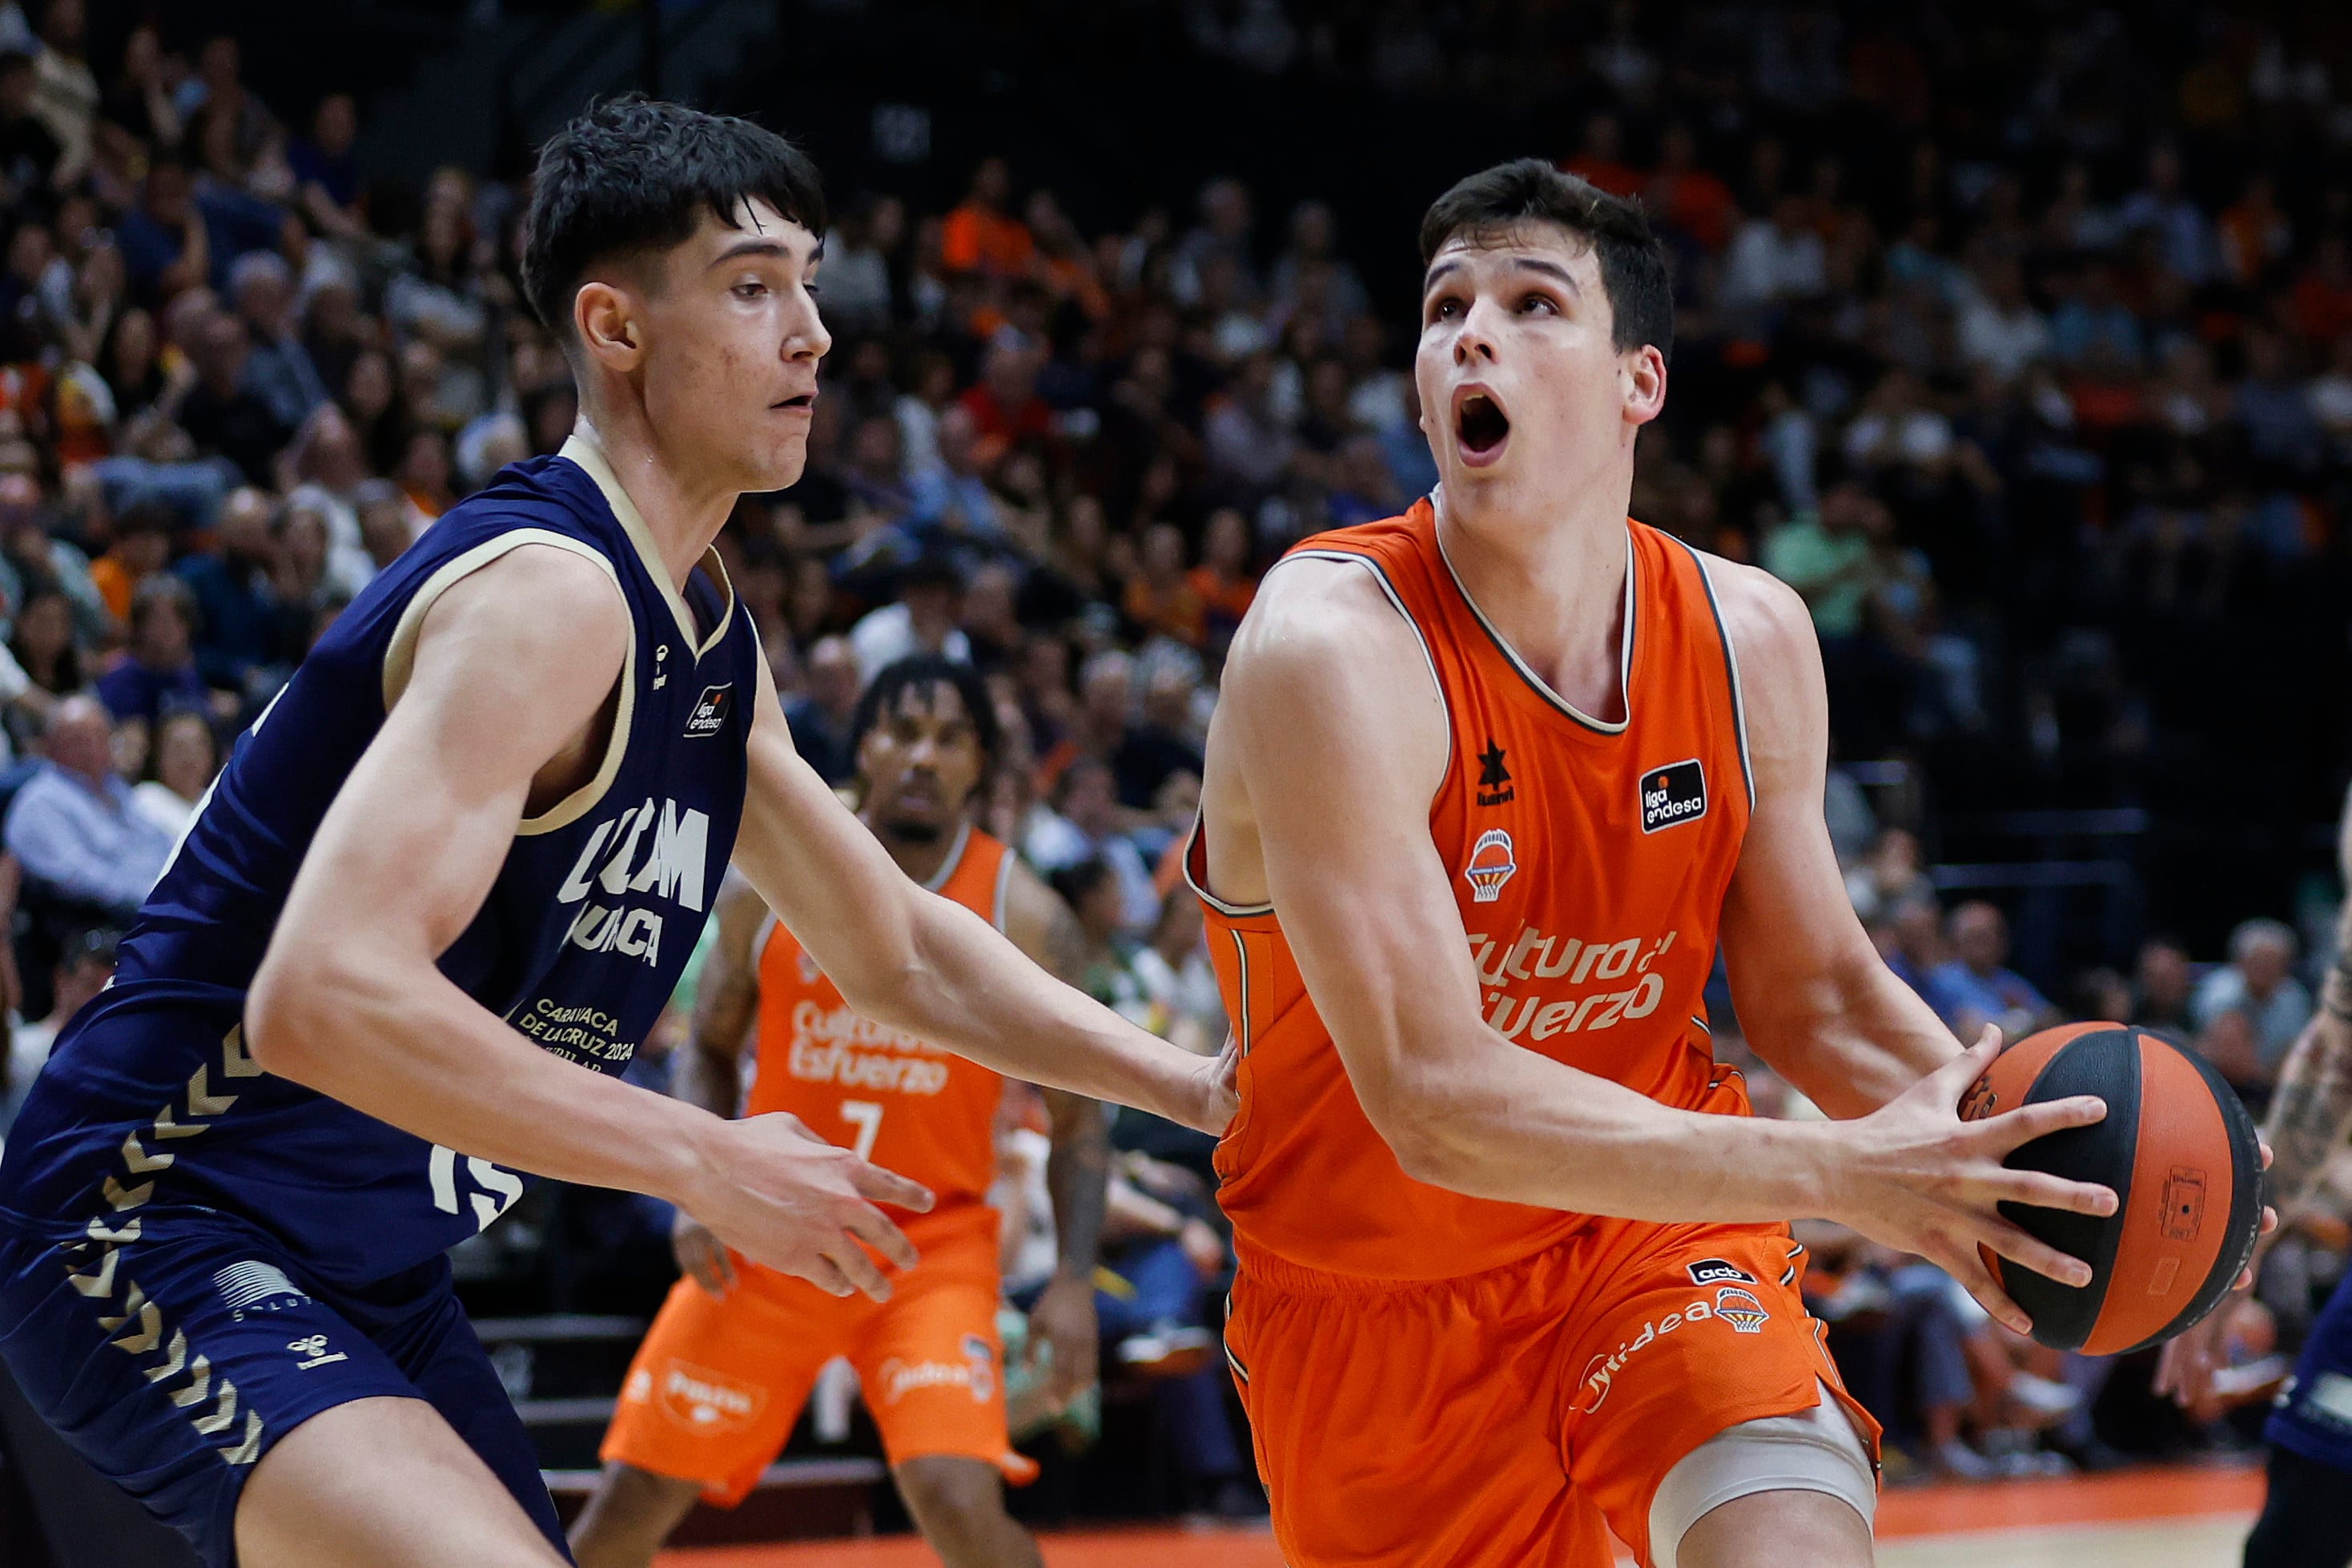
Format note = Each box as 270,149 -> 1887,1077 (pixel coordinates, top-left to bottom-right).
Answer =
1956,258 -> 2051,384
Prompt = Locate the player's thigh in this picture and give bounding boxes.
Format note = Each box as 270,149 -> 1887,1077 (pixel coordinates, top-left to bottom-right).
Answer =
850,1236 -> 1009,1469
602,1269 -> 837,1505
1560,1223 -> 1878,1568
1224,1266 -> 1598,1568
235,1395 -> 566,1568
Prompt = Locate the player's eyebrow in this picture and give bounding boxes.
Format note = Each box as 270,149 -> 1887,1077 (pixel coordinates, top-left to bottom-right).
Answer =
709,237 -> 795,267
1421,255 -> 1582,296
1421,259 -> 1463,296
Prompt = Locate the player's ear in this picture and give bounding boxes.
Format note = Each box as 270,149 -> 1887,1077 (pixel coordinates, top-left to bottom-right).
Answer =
1622,344 -> 1667,427
573,279 -> 645,374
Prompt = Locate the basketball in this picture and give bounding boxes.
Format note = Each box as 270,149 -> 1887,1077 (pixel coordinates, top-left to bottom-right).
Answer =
1961,1024 -> 2266,1355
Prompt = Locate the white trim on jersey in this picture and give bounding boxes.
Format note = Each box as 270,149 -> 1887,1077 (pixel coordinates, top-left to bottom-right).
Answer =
377,527 -> 639,838
559,429 -> 738,662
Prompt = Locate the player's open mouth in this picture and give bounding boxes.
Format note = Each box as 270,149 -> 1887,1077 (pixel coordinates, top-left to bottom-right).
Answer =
774,393 -> 816,414
1454,389 -> 1510,464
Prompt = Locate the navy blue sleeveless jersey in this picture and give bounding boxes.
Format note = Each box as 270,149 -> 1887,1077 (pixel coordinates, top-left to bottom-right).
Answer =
0,436 -> 758,1289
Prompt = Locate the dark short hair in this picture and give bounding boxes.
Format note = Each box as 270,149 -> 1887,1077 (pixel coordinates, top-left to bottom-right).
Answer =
1419,159 -> 1673,362
849,655 -> 1002,778
521,94 -> 827,342
129,573 -> 197,639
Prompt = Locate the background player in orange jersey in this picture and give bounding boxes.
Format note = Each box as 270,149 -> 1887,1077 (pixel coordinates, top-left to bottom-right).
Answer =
1188,159 -> 2185,1568
573,656 -> 1108,1568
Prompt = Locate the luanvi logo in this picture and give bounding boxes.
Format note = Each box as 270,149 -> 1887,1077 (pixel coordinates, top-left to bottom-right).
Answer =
1475,738 -> 1514,806
685,683 -> 734,738
1639,759 -> 1707,833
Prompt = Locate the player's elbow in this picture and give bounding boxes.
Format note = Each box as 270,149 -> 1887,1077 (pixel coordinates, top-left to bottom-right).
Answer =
245,947 -> 364,1082
1357,1063 -> 1483,1190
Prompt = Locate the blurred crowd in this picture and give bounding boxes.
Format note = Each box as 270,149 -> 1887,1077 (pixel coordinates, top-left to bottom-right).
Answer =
0,0 -> 2342,1510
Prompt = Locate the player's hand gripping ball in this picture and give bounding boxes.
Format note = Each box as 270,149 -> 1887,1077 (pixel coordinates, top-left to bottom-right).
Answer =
1960,1023 -> 2264,1353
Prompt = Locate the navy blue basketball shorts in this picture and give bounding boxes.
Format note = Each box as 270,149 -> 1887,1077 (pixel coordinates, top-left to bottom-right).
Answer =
0,1213 -> 567,1568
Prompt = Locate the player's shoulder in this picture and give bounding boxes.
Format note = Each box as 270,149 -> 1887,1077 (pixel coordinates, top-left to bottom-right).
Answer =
1668,541 -> 1817,674
1229,544 -> 1427,691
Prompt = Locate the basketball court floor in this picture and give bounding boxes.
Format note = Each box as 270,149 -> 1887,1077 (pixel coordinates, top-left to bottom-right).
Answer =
655,1463 -> 2269,1566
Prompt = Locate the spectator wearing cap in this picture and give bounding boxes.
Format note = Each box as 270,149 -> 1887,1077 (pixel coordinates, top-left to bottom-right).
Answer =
782,634 -> 861,787
848,557 -> 969,683
4,694 -> 173,923
95,574 -> 209,729
2193,919 -> 2312,1077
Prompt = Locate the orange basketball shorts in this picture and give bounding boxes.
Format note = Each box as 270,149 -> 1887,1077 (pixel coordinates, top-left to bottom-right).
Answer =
1223,1219 -> 1880,1568
601,1203 -> 1007,1505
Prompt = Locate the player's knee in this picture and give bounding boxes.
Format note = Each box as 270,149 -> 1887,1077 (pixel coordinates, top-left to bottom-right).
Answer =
1672,1488 -> 1872,1568
894,1454 -> 1008,1538
568,1461 -> 702,1562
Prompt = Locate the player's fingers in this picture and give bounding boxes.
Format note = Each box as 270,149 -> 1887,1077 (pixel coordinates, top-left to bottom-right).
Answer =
844,1202 -> 921,1272
1978,1095 -> 2109,1152
2260,1204 -> 2279,1237
713,1244 -> 738,1293
1976,1215 -> 2095,1291
2260,1138 -> 2274,1171
850,1159 -> 935,1215
1936,1238 -> 2033,1338
827,1240 -> 894,1304
1986,1165 -> 2118,1219
801,1254 -> 855,1298
1931,1027 -> 2004,1096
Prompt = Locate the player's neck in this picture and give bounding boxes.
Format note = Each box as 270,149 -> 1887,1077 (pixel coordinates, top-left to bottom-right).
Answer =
866,814 -> 967,887
569,409 -> 735,592
1433,471 -> 1632,720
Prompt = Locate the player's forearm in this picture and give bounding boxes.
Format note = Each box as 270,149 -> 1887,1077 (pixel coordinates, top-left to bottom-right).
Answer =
1045,1094 -> 1111,1277
1377,1034 -> 1843,1224
671,1038 -> 743,1121
844,893 -> 1218,1133
247,953 -> 722,1208
1742,951 -> 1960,1118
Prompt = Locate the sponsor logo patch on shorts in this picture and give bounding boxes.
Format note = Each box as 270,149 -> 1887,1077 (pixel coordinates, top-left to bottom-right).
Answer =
657,1359 -> 766,1433
1715,1286 -> 1769,1334
1685,1257 -> 1756,1287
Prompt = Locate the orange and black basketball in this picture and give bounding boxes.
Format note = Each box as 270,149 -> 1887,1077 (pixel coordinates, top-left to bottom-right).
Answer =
1960,1023 -> 2264,1354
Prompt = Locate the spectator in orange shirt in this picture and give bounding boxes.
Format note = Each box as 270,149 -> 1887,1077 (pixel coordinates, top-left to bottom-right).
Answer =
1025,190 -> 1109,321
87,499 -> 171,623
1122,521 -> 1204,646
1185,506 -> 1256,652
940,155 -> 1033,279
1562,111 -> 1642,199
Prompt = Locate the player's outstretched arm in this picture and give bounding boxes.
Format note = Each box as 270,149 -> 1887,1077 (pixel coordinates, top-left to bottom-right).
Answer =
730,655 -> 1236,1136
1218,561 -> 2115,1335
246,548 -> 931,1302
1710,563 -> 1960,1114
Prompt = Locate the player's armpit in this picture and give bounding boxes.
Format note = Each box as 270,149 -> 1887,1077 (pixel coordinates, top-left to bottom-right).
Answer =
1708,562 -> 1956,1116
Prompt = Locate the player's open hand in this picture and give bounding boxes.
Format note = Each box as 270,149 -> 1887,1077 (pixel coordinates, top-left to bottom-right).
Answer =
1828,1027 -> 2118,1337
671,1210 -> 736,1299
684,1111 -> 935,1303
1027,1271 -> 1100,1410
2154,1139 -> 2278,1407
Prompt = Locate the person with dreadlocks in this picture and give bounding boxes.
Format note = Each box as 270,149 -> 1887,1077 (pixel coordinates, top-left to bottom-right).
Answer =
574,655 -> 1108,1568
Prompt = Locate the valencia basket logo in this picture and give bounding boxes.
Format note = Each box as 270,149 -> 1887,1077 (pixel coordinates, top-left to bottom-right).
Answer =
1464,829 -> 1518,903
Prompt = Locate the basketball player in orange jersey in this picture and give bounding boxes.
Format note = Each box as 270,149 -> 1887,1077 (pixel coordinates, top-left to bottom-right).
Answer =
573,657 -> 1102,1568
1188,159 -> 2129,1568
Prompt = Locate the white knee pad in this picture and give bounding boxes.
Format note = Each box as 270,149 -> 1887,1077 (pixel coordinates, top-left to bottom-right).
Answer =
1646,1379 -> 1876,1568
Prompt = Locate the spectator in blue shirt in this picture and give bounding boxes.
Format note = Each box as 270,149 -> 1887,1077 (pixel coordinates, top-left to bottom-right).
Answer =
2,694 -> 173,921
175,484 -> 279,693
114,151 -> 206,306
94,576 -> 210,730
2191,918 -> 2311,1076
1922,901 -> 2060,1042
229,250 -> 326,433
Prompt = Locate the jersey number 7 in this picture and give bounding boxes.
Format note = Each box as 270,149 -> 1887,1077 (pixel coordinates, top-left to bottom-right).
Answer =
839,1100 -> 883,1161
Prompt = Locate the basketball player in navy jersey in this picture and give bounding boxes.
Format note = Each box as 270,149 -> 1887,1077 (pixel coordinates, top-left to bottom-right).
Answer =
2162,785 -> 2352,1568
0,98 -> 1233,1568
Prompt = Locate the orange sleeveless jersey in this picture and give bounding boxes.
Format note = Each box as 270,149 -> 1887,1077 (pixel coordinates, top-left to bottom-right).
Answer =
1190,501 -> 1755,1281
746,824 -> 1015,1211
